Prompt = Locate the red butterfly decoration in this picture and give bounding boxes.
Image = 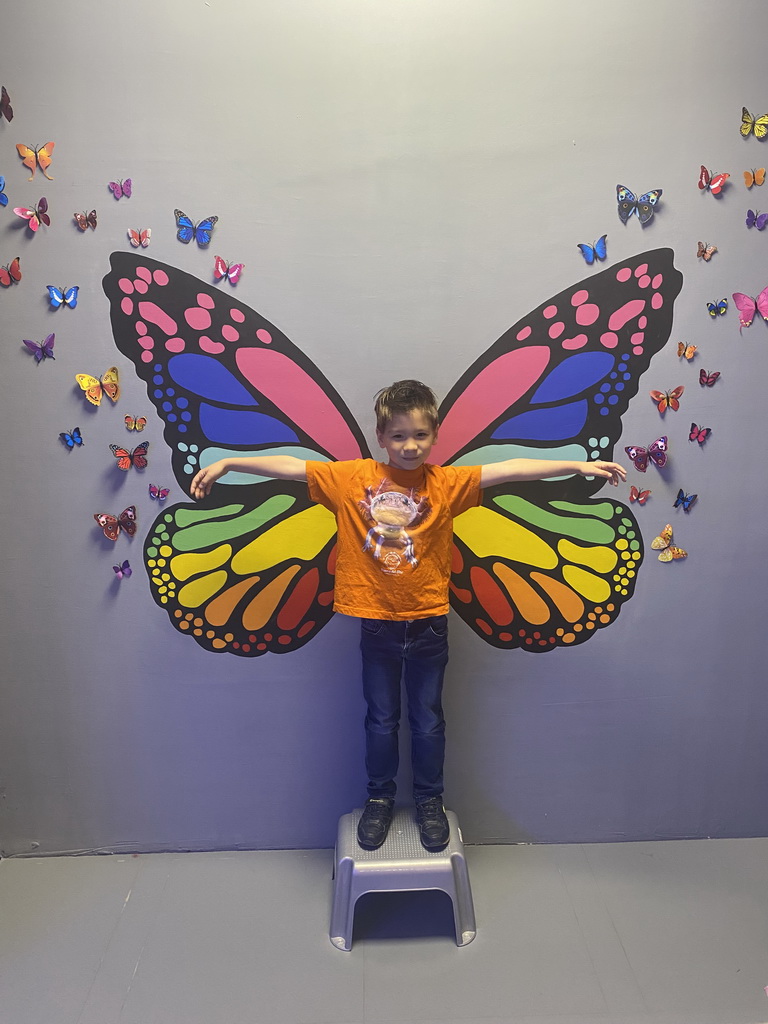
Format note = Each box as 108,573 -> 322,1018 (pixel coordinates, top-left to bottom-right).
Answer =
629,485 -> 652,504
128,228 -> 151,248
94,505 -> 138,541
1,86 -> 13,122
214,255 -> 245,285
74,210 -> 97,231
699,370 -> 720,388
13,197 -> 50,232
689,423 -> 711,445
624,436 -> 668,472
0,257 -> 21,287
698,166 -> 730,195
649,385 -> 684,413
109,441 -> 149,471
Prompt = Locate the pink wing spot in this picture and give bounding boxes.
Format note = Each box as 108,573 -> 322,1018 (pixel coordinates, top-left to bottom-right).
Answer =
429,347 -> 552,464
651,293 -> 663,309
185,306 -> 212,330
608,298 -> 646,331
516,325 -> 532,341
121,297 -> 134,315
138,301 -> 178,335
199,336 -> 225,354
138,337 -> 154,350
616,268 -> 632,282
652,273 -> 663,288
634,264 -> 648,278
134,279 -> 149,295
118,277 -> 134,295
633,345 -> 644,356
135,320 -> 147,336
165,338 -> 186,353
638,316 -> 647,328
230,309 -> 246,323
548,322 -> 565,339
571,289 -> 589,306
153,269 -> 169,286
222,324 -> 240,342
543,304 -> 558,319
256,328 -> 272,344
600,332 -> 619,349
631,332 -> 644,347
561,334 -> 588,350
141,351 -> 153,363
575,303 -> 599,326
237,349 -> 364,461
136,266 -> 152,283
638,275 -> 651,288
197,292 -> 215,310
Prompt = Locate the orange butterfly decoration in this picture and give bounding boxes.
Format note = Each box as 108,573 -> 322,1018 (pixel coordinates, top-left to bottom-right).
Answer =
649,385 -> 684,413
125,415 -> 147,432
651,524 -> 687,561
744,168 -> 766,188
677,342 -> 697,360
16,142 -> 55,181
696,241 -> 717,262
75,367 -> 120,406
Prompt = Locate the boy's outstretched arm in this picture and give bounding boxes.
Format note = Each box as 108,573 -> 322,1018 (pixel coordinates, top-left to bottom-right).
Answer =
480,458 -> 626,490
190,456 -> 307,499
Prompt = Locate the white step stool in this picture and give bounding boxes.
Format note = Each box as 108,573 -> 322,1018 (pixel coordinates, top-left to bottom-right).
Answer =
330,805 -> 476,950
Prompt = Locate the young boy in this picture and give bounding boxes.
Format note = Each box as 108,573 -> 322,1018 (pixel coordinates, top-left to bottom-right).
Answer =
190,380 -> 625,851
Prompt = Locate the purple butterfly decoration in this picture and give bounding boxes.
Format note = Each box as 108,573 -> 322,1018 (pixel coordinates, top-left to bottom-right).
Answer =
624,436 -> 668,473
113,560 -> 132,579
108,178 -> 132,200
23,333 -> 55,362
746,209 -> 768,230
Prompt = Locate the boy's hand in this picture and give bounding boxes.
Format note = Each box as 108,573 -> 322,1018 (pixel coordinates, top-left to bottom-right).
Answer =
190,460 -> 229,499
581,461 -> 626,486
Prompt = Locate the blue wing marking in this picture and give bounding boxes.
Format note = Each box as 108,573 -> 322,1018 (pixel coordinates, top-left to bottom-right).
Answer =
492,401 -> 588,442
530,352 -> 615,404
199,405 -> 300,445
167,354 -> 259,405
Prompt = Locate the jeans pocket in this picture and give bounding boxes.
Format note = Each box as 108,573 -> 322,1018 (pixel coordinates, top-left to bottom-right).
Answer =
361,617 -> 386,636
428,615 -> 448,637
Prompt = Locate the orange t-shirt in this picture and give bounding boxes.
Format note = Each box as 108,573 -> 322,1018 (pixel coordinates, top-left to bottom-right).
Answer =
306,459 -> 481,620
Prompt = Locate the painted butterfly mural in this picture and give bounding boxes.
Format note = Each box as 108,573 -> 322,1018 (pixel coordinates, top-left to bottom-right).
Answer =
102,249 -> 683,656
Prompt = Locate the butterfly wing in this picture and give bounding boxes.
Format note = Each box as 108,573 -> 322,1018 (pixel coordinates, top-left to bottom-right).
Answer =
732,292 -> 757,328
41,333 -> 55,360
649,389 -> 668,413
577,243 -> 596,266
75,212 -> 88,231
94,513 -> 121,541
47,286 -> 64,309
130,441 -> 150,469
100,366 -> 120,402
647,436 -> 668,468
698,166 -> 710,191
616,185 -> 638,223
755,286 -> 768,321
429,250 -> 682,650
122,179 -> 133,198
194,217 -> 218,247
174,209 -> 195,243
0,176 -> 7,208
757,213 -> 768,230
756,168 -> 766,186
117,505 -> 138,537
1,86 -> 13,122
76,373 -> 103,405
102,252 -> 371,656
213,255 -> 229,279
667,385 -> 684,411
636,190 -> 662,224
708,172 -> 729,195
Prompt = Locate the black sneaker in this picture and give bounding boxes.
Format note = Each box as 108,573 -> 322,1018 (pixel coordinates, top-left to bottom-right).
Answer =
415,797 -> 450,850
357,798 -> 395,850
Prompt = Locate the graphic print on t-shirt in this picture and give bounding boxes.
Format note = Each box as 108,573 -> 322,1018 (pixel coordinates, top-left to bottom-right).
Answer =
358,479 -> 432,574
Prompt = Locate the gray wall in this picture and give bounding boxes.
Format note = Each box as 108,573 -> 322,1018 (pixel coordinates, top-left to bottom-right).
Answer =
2,0 -> 767,854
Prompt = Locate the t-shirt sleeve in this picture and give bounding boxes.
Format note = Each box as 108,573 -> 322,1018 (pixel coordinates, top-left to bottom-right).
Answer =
306,460 -> 348,513
442,464 -> 482,516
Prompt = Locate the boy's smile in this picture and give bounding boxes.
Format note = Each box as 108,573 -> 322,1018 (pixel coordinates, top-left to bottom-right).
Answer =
377,410 -> 438,471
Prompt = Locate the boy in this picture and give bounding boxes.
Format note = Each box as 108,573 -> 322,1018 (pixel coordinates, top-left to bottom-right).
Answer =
190,380 -> 625,851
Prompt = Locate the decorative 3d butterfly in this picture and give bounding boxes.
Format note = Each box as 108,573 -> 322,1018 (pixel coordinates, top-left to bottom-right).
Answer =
102,249 -> 683,656
740,107 -> 768,140
75,367 -> 120,406
94,505 -> 137,541
174,210 -> 218,247
23,333 -> 55,362
47,285 -> 79,310
13,197 -> 49,231
707,298 -> 728,318
59,427 -> 83,449
699,369 -> 720,387
74,210 -> 97,231
149,484 -> 170,502
746,209 -> 768,230
214,255 -> 245,284
674,489 -> 698,513
696,241 -> 717,262
113,560 -> 132,579
1,86 -> 13,122
576,235 -> 607,266
651,524 -> 687,561
744,168 -> 766,188
0,257 -> 21,287
108,178 -> 132,199
624,437 -> 668,473
629,485 -> 651,505
650,386 -> 684,413
677,342 -> 697,360
616,186 -> 662,225
689,423 -> 711,444
0,176 -> 8,208
731,288 -> 768,329
698,166 -> 729,195
128,228 -> 151,248
125,415 -> 147,431
16,142 -> 54,181
110,441 -> 149,471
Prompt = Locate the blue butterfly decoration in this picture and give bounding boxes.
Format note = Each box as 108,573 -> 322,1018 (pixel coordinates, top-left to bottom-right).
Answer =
47,285 -> 79,310
174,209 -> 218,247
707,298 -> 728,317
577,234 -> 607,266
59,426 -> 84,449
674,488 -> 697,512
0,175 -> 8,208
616,185 -> 663,225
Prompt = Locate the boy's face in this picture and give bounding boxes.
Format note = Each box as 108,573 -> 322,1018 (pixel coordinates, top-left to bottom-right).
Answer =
376,410 -> 438,471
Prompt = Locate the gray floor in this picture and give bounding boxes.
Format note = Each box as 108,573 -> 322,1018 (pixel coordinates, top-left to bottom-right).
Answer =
2,837 -> 768,1024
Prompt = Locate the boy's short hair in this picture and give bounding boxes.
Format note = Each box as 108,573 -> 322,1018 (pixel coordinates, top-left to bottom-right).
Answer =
374,380 -> 439,433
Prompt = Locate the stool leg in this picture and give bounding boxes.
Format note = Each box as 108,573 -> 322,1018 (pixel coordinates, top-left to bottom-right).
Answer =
330,855 -> 355,950
450,852 -> 477,946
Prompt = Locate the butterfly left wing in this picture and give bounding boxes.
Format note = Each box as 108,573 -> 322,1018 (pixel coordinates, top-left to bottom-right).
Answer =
429,248 -> 683,650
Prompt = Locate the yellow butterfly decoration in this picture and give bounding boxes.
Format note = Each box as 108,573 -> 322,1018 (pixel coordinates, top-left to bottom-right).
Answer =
75,367 -> 120,406
740,108 -> 768,140
125,415 -> 147,432
16,142 -> 55,181
744,168 -> 766,188
677,342 -> 697,360
651,524 -> 687,562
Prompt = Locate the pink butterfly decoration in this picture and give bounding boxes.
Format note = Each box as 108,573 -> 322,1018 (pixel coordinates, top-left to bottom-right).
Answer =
624,436 -> 668,473
214,255 -> 244,285
128,228 -> 151,248
108,178 -> 132,199
13,197 -> 50,231
731,287 -> 768,329
149,484 -> 170,502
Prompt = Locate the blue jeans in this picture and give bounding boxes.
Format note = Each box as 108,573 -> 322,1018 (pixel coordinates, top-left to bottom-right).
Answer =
360,615 -> 449,802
